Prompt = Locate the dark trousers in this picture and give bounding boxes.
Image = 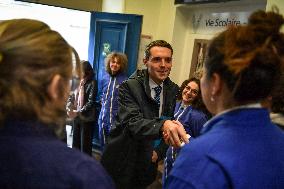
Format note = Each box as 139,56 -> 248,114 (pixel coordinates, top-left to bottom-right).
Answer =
72,117 -> 94,156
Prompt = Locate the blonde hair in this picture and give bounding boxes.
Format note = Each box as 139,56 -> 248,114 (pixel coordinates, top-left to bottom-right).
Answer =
0,19 -> 80,126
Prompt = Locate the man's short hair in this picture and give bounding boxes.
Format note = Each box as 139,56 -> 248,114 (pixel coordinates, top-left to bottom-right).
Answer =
144,40 -> 173,60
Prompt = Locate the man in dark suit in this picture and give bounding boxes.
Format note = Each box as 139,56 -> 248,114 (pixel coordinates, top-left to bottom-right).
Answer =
101,40 -> 189,189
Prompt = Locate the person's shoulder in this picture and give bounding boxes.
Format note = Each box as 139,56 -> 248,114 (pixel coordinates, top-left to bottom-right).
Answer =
180,124 -> 226,157
115,73 -> 128,84
86,79 -> 96,86
182,135 -> 212,155
175,101 -> 182,107
119,72 -> 128,79
191,108 -> 208,119
57,147 -> 115,188
122,70 -> 145,86
102,72 -> 111,80
72,157 -> 115,188
4,136 -> 114,188
169,142 -> 229,189
128,69 -> 146,79
169,137 -> 220,183
164,77 -> 179,89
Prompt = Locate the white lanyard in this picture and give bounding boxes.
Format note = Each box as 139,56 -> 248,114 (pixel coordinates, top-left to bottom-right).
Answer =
174,105 -> 190,121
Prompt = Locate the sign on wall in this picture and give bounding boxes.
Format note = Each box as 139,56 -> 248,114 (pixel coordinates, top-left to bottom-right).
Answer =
137,34 -> 152,70
191,11 -> 251,34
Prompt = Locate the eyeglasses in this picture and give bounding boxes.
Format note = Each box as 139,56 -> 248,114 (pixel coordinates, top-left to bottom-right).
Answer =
184,86 -> 198,96
149,56 -> 172,64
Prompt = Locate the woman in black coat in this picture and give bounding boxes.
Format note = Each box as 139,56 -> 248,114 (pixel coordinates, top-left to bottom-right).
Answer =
67,60 -> 97,156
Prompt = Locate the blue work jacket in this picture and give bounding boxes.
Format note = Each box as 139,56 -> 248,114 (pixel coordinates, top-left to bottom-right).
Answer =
165,108 -> 284,189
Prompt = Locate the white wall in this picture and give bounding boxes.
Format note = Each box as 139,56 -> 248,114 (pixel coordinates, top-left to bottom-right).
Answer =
266,0 -> 284,33
125,0 -> 162,39
156,0 -> 176,42
267,0 -> 284,12
170,7 -> 190,84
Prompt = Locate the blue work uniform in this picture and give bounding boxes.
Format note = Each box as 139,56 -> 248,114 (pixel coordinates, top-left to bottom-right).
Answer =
165,108 -> 284,189
163,101 -> 208,182
98,72 -> 127,150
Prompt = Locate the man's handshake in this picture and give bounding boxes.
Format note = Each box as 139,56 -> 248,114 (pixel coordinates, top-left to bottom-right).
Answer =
162,120 -> 190,148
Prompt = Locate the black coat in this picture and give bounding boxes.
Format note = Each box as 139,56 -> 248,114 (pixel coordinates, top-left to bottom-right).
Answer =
67,79 -> 97,122
101,69 -> 179,188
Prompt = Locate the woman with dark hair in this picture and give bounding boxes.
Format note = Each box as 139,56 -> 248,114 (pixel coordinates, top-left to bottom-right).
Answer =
165,9 -> 284,188
0,19 -> 114,188
67,60 -> 97,156
98,52 -> 128,151
163,77 -> 208,181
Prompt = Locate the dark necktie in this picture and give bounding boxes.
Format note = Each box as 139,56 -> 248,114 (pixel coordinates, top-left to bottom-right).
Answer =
153,85 -> 162,105
153,85 -> 162,148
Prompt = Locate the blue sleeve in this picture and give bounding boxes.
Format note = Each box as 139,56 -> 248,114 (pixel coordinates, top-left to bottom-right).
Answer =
190,111 -> 208,137
165,150 -> 230,189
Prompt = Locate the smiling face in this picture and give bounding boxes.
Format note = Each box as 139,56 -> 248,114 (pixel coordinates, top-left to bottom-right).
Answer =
110,57 -> 121,75
182,81 -> 199,105
144,46 -> 172,85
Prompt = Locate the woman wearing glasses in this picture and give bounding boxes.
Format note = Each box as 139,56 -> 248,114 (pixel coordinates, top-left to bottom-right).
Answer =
163,77 -> 208,182
0,19 -> 114,188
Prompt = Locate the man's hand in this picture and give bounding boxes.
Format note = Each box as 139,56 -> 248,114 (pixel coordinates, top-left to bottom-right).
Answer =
162,120 -> 189,148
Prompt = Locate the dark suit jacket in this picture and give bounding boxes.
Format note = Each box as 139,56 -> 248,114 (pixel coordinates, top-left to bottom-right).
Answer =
101,69 -> 179,188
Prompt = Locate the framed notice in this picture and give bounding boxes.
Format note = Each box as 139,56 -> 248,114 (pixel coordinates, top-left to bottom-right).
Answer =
137,34 -> 152,70
190,39 -> 210,79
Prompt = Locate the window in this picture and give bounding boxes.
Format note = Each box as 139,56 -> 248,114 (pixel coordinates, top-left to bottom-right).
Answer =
0,0 -> 91,60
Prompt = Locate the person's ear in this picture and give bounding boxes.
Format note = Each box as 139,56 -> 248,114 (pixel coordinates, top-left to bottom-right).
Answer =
143,58 -> 148,66
47,74 -> 62,100
211,73 -> 222,97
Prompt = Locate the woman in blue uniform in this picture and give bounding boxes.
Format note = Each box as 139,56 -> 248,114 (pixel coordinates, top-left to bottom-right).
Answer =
165,9 -> 284,189
98,52 -> 128,150
163,77 -> 208,181
0,19 -> 114,188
